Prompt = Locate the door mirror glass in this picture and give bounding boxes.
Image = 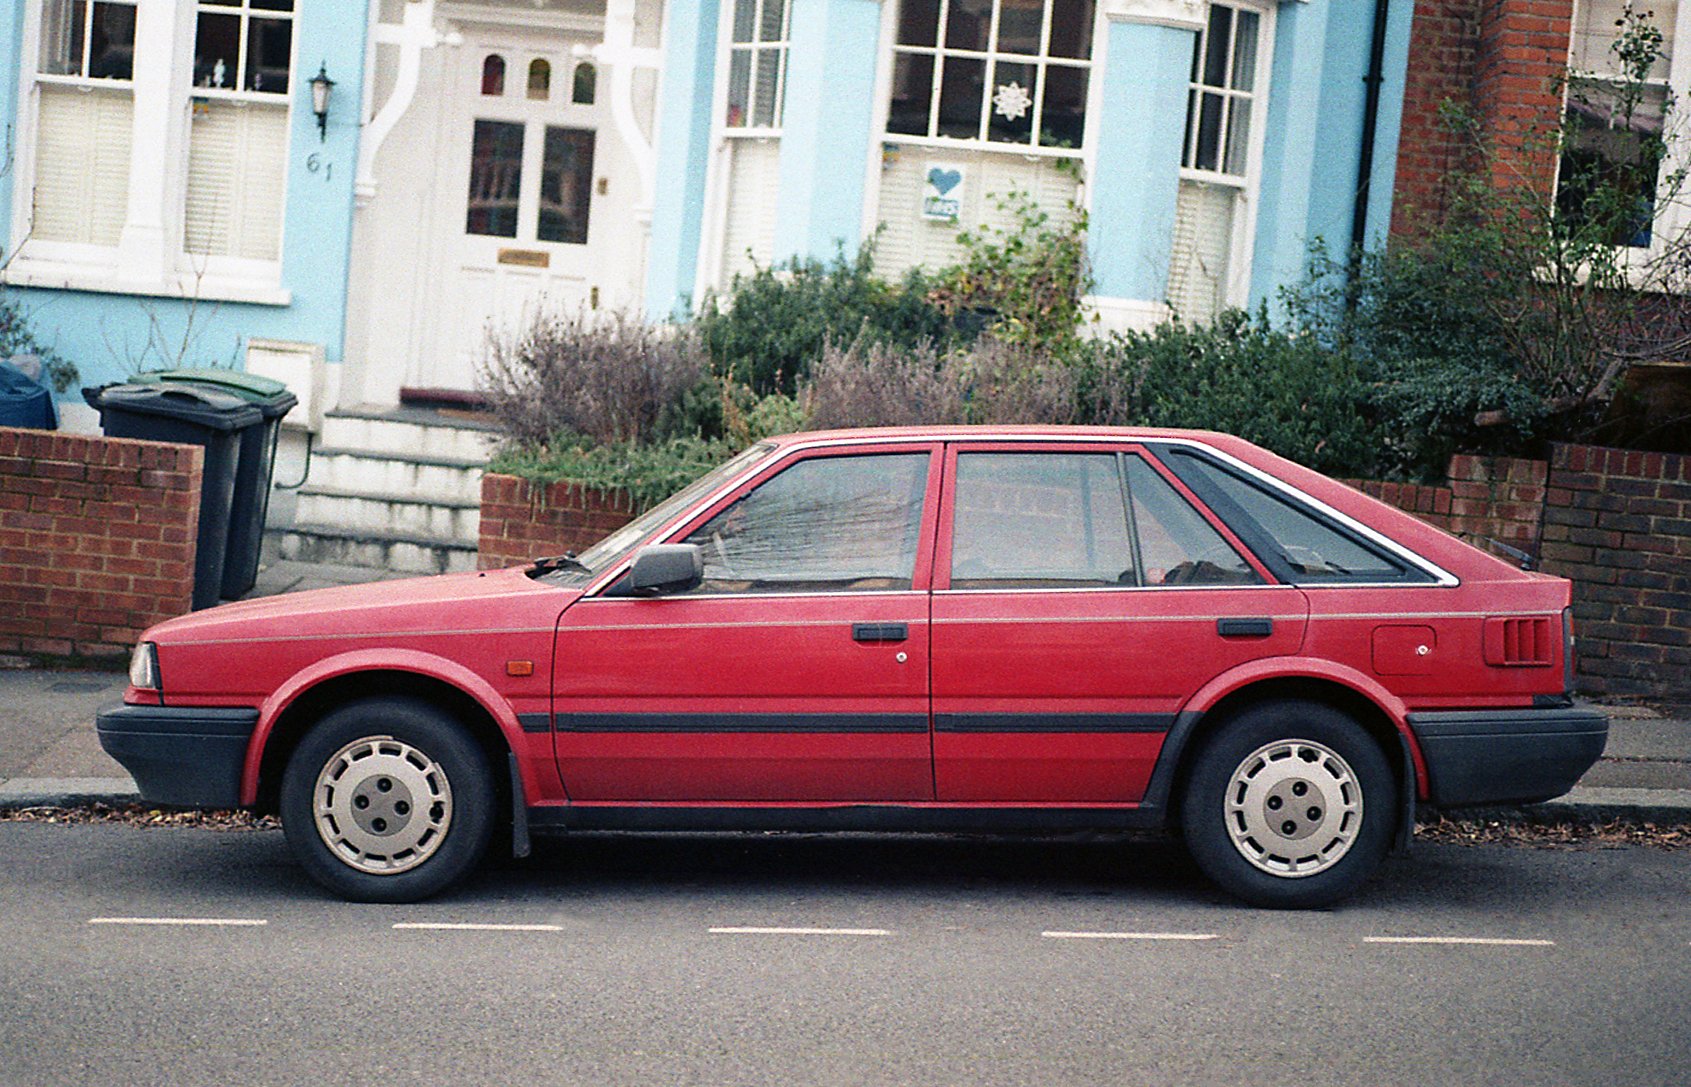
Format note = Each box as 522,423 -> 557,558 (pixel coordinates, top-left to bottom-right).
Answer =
628,544 -> 704,595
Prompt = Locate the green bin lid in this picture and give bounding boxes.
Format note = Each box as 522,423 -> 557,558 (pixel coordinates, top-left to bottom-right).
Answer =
133,368 -> 299,418
95,382 -> 264,431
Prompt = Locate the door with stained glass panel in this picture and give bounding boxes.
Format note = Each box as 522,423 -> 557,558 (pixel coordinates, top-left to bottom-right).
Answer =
419,29 -> 623,391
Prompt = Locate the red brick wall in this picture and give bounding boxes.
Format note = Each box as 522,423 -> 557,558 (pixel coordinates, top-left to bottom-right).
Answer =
1394,0 -> 1481,230
1343,454 -> 1545,557
477,473 -> 635,571
1394,0 -> 1571,231
0,427 -> 201,660
1539,444 -> 1691,700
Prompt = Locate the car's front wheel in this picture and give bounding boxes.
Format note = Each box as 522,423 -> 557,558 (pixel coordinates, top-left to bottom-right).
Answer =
1180,701 -> 1395,909
281,697 -> 495,903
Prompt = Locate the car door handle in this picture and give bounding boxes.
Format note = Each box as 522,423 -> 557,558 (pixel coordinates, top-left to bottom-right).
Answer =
853,623 -> 908,643
1217,617 -> 1274,638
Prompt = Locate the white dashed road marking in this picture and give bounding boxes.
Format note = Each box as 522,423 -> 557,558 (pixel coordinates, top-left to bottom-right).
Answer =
1042,931 -> 1220,941
709,927 -> 891,936
1364,936 -> 1555,947
393,922 -> 563,932
88,917 -> 268,927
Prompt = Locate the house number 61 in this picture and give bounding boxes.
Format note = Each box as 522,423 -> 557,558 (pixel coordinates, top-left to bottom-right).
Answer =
306,153 -> 333,182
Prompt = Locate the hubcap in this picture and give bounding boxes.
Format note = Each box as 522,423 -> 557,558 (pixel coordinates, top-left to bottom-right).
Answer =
1223,738 -> 1362,878
313,736 -> 452,875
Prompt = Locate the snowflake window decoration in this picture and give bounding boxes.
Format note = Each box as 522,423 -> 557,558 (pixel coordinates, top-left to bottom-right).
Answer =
992,81 -> 1033,123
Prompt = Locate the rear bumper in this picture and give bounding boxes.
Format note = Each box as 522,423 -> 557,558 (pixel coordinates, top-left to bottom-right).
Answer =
1409,707 -> 1609,807
95,703 -> 258,808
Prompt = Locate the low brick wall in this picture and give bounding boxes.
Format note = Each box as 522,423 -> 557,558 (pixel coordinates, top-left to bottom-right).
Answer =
478,473 -> 635,570
0,426 -> 202,660
1539,445 -> 1691,700
1344,454 -> 1548,559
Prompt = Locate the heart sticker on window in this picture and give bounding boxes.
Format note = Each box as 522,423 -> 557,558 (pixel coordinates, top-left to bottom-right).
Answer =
927,168 -> 963,195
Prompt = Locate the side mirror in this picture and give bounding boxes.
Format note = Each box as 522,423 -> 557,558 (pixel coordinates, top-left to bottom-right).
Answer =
628,543 -> 703,595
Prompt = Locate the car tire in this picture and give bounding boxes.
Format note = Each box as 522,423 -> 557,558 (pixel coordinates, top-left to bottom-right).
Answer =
1180,701 -> 1396,909
280,697 -> 496,903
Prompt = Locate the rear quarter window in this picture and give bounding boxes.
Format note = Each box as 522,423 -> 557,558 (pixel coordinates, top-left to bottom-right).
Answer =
1156,447 -> 1434,585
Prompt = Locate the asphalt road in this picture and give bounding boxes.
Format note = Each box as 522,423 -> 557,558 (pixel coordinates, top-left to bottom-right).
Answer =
1,825 -> 1687,1086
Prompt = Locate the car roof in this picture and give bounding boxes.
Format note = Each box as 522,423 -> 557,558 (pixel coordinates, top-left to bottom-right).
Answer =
765,425 -> 1242,449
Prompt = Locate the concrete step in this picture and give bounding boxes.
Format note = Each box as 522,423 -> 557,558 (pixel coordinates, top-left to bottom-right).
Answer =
320,406 -> 501,463
270,524 -> 478,575
294,487 -> 481,543
307,449 -> 485,505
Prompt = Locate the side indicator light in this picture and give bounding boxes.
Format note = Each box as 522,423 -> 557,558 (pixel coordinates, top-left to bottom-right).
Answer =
506,660 -> 534,677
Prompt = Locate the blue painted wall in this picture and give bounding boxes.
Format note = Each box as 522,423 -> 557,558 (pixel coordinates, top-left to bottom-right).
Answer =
1,0 -> 368,394
771,0 -> 882,264
0,0 -> 26,265
646,0 -> 722,319
1250,0 -> 1411,308
1087,18 -> 1198,304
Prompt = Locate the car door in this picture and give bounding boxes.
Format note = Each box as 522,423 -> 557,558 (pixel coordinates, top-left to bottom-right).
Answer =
550,444 -> 941,802
930,441 -> 1309,803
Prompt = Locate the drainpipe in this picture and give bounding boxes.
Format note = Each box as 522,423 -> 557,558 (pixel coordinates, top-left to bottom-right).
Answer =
1350,0 -> 1391,262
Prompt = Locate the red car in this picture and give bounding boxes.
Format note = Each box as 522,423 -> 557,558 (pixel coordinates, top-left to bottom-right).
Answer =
98,427 -> 1607,907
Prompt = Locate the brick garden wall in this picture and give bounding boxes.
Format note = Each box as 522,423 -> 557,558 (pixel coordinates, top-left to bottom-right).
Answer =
1538,445 -> 1691,700
0,427 -> 201,660
477,473 -> 635,571
1353,446 -> 1691,700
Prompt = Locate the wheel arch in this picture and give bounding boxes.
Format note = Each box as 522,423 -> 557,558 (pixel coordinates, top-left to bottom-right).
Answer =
1144,665 -> 1424,847
246,654 -> 522,815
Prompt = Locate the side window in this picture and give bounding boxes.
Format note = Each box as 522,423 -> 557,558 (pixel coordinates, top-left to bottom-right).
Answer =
682,453 -> 929,593
1159,449 -> 1423,583
951,453 -> 1134,588
1122,456 -> 1259,586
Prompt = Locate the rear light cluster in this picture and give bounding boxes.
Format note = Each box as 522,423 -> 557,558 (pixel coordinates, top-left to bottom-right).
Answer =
1482,616 -> 1553,667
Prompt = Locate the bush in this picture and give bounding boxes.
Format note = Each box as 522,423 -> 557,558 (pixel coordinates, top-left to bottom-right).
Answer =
0,289 -> 78,393
926,190 -> 1093,354
1083,310 -> 1374,477
476,310 -> 705,447
487,435 -> 740,511
803,335 -> 1080,429
696,245 -> 966,397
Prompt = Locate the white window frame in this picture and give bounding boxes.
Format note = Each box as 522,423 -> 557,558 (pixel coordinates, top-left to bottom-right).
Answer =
881,0 -> 1095,159
722,0 -> 790,135
1172,0 -> 1273,315
5,0 -> 296,305
1558,0 -> 1691,278
696,0 -> 792,300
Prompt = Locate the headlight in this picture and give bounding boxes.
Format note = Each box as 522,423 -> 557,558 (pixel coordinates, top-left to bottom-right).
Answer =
129,642 -> 160,691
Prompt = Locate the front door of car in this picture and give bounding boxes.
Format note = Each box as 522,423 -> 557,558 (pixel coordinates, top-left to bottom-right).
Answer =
550,445 -> 942,802
930,443 -> 1310,804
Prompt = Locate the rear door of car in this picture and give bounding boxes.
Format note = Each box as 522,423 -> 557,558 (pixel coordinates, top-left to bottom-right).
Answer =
929,440 -> 1309,804
550,442 -> 941,802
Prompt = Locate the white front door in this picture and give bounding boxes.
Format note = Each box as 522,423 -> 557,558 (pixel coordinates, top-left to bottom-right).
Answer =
413,28 -> 633,392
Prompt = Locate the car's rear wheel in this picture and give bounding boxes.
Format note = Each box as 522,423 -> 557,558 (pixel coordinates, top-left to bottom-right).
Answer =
1180,701 -> 1395,908
281,697 -> 495,903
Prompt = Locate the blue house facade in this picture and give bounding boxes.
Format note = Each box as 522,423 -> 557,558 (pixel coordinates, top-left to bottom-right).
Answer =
1,0 -> 366,428
1,0 -> 1413,428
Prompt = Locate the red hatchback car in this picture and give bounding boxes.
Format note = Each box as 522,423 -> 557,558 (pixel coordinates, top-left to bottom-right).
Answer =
98,427 -> 1607,907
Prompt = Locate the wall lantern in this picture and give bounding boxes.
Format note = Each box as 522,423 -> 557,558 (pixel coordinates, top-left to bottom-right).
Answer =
310,63 -> 335,142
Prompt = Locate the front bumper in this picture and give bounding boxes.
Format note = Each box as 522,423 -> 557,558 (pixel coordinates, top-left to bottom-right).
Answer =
1409,707 -> 1609,807
95,703 -> 259,808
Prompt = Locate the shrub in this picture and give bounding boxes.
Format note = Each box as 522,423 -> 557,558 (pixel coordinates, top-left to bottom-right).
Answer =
0,289 -> 78,393
697,245 -> 964,396
1083,310 -> 1374,477
803,335 -> 1081,430
477,310 -> 705,447
487,434 -> 740,511
926,190 -> 1093,354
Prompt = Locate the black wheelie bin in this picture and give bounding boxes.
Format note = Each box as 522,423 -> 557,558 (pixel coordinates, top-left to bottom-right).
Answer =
130,369 -> 298,599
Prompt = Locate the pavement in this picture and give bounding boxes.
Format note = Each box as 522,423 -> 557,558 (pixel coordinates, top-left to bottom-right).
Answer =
0,552 -> 1687,821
